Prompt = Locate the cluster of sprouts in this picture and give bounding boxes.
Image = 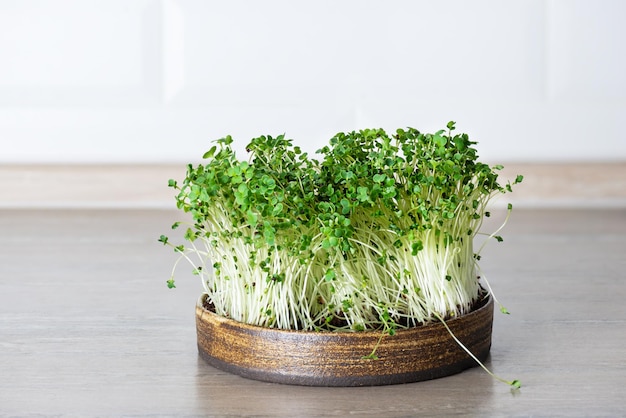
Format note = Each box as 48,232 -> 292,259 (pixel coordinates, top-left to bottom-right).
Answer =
160,122 -> 522,335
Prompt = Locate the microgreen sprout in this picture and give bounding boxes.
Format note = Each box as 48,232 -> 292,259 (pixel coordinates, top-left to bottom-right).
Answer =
434,310 -> 521,390
161,123 -> 522,385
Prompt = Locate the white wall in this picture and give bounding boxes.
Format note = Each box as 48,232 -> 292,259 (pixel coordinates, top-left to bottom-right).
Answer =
1,0 -> 625,164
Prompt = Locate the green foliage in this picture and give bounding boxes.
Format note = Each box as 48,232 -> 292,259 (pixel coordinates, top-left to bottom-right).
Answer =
161,123 -> 521,333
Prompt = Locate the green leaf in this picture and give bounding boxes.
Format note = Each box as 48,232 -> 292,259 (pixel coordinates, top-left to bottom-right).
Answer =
158,235 -> 169,245
167,179 -> 178,188
247,211 -> 258,227
411,241 -> 423,255
373,174 -> 386,183
184,228 -> 196,241
219,135 -> 233,146
341,299 -> 353,312
272,202 -> 284,216
339,198 -> 351,214
202,145 -> 217,159
357,187 -> 370,202
167,279 -> 176,289
263,227 -> 275,246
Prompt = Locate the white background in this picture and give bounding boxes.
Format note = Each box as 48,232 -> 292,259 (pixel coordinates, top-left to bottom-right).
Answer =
1,0 -> 625,164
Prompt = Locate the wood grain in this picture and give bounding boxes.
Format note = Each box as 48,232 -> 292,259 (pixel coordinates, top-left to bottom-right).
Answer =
196,295 -> 493,386
1,209 -> 625,416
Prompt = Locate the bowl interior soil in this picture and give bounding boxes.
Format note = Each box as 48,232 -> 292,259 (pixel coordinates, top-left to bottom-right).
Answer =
196,294 -> 493,387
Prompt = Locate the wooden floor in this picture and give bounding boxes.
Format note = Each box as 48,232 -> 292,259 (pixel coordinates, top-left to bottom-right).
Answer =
1,209 -> 625,417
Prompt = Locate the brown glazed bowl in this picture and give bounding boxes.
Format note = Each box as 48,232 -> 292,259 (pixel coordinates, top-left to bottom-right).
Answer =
196,294 -> 493,386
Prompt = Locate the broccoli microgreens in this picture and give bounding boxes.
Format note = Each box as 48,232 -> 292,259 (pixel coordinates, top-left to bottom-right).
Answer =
161,122 -> 523,387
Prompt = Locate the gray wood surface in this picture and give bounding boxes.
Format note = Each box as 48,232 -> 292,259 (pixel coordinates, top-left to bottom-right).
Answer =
1,209 -> 625,417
